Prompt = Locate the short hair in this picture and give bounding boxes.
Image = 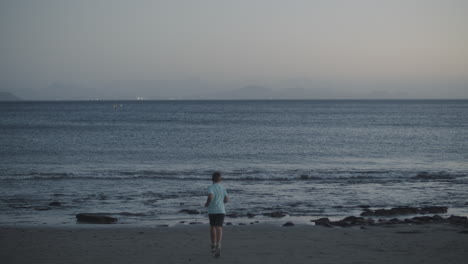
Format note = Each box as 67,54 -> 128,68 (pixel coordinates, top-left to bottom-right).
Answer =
212,171 -> 222,182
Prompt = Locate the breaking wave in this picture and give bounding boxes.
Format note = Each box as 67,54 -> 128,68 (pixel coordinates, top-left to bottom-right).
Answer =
1,169 -> 466,182
412,171 -> 457,180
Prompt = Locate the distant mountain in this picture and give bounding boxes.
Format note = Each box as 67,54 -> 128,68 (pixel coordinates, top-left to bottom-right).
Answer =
211,85 -> 336,99
213,85 -> 274,99
0,92 -> 21,101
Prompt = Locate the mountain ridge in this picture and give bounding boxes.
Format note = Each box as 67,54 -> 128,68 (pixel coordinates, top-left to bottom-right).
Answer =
0,92 -> 21,101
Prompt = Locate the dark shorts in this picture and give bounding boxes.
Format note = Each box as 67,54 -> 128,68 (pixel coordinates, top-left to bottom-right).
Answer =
209,214 -> 225,226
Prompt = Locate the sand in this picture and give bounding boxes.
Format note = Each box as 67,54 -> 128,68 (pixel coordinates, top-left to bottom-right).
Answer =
1,223 -> 467,264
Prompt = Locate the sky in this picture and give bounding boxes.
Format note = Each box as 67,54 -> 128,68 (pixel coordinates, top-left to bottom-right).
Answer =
0,0 -> 467,100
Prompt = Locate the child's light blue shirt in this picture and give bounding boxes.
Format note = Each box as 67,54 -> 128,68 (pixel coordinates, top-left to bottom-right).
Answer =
207,183 -> 228,214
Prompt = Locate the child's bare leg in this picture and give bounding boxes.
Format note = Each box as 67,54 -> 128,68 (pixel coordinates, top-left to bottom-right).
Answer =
213,226 -> 223,257
210,226 -> 217,244
215,226 -> 223,246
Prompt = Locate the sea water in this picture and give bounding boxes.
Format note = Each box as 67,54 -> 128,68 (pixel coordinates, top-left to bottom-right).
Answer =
1,100 -> 467,225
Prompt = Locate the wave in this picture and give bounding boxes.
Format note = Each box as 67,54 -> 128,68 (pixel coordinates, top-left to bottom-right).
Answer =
1,169 -> 466,182
412,171 -> 457,180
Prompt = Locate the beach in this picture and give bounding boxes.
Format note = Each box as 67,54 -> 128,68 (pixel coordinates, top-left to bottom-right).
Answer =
2,0 -> 468,262
1,223 -> 467,264
1,101 -> 467,263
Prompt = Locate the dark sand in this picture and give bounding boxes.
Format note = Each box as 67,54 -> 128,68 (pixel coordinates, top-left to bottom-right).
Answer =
1,223 -> 467,264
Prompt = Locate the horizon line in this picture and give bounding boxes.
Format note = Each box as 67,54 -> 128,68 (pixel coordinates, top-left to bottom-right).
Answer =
2,98 -> 468,102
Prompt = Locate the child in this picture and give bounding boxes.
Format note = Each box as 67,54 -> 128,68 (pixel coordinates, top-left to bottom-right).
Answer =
205,171 -> 228,257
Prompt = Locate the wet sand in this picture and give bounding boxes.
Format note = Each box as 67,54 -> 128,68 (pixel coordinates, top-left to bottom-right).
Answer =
1,223 -> 467,264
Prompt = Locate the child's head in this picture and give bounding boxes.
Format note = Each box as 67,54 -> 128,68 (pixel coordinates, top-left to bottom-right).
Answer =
212,171 -> 222,182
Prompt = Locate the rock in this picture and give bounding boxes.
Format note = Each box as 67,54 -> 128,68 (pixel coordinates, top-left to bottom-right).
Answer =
189,222 -> 202,225
49,202 -> 61,206
263,211 -> 287,218
361,206 -> 446,217
179,221 -> 186,224
34,206 -> 51,211
395,230 -> 422,234
409,215 -> 446,223
226,222 -> 233,226
392,207 -> 420,215
448,215 -> 468,225
238,223 -> 246,226
412,216 -> 435,223
404,218 -> 414,224
246,213 -> 256,218
157,225 -> 169,227
179,209 -> 200,214
342,216 -> 366,225
326,216 -> 373,227
311,216 -> 375,227
226,213 -> 239,218
420,206 -> 448,214
388,218 -> 403,224
377,218 -> 403,225
313,218 -> 333,227
76,213 -> 117,224
179,209 -> 200,215
282,222 -> 295,227
375,220 -> 388,225
407,217 -> 426,225
315,213 -> 454,228
332,220 -> 351,227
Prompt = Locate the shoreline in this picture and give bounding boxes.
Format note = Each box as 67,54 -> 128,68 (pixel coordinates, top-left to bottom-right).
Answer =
2,223 -> 467,264
2,211 -> 467,229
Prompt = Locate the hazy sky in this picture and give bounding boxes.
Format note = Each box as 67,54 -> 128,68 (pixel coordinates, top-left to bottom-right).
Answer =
1,0 -> 467,99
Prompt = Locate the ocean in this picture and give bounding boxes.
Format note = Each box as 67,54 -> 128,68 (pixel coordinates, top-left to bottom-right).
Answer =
1,100 -> 467,226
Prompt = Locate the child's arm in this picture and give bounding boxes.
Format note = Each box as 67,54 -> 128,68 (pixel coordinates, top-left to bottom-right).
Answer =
224,188 -> 228,203
205,194 -> 213,207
